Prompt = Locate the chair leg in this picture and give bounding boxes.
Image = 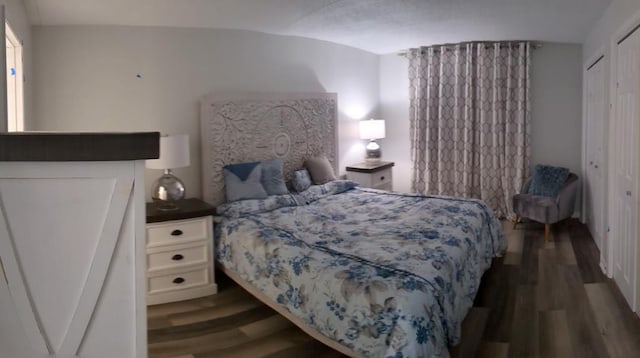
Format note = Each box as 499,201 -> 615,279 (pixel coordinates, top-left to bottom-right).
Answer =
544,223 -> 550,242
513,215 -> 520,230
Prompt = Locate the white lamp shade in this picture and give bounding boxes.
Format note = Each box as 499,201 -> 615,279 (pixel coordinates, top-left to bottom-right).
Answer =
146,134 -> 191,169
359,119 -> 386,140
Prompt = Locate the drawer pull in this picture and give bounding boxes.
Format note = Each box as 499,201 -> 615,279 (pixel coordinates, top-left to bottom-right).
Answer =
171,254 -> 184,261
170,229 -> 183,236
172,277 -> 185,284
380,176 -> 385,181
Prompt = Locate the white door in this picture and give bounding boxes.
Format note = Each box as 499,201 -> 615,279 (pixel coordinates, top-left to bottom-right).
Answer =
613,28 -> 640,310
585,58 -> 606,251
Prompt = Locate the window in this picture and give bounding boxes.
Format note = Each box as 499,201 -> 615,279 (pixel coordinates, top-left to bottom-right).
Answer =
6,22 -> 23,132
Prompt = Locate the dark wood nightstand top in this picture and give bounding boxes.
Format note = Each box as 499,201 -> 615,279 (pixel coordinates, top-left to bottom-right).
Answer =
345,161 -> 395,173
146,198 -> 216,223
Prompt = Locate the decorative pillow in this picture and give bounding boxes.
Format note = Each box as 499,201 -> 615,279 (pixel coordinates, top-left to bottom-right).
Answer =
223,161 -> 268,202
260,158 -> 289,195
304,155 -> 337,184
291,169 -> 312,193
528,164 -> 570,197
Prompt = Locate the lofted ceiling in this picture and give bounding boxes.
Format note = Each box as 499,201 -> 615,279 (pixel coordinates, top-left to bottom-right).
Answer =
23,0 -> 612,54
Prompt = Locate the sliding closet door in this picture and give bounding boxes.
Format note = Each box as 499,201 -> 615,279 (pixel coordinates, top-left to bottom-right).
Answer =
613,27 -> 640,311
584,57 -> 606,251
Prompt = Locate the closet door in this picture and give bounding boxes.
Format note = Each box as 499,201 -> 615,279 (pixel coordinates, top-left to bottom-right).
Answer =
584,57 -> 606,251
0,5 -> 6,132
613,27 -> 640,311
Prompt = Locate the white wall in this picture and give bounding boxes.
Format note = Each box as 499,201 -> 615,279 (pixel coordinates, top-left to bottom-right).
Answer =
530,44 -> 583,178
379,43 -> 584,205
379,54 -> 411,193
32,26 -> 380,201
583,0 -> 640,62
2,0 -> 32,129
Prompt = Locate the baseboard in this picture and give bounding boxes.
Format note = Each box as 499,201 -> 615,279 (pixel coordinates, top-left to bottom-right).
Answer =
599,260 -> 608,277
572,210 -> 581,221
146,284 -> 218,305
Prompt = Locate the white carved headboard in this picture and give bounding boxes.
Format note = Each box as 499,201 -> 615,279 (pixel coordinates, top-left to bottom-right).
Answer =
200,93 -> 338,206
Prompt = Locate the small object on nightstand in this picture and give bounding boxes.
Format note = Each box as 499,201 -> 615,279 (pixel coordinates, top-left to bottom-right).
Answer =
359,119 -> 386,163
146,134 -> 191,210
346,161 -> 394,190
145,198 -> 217,305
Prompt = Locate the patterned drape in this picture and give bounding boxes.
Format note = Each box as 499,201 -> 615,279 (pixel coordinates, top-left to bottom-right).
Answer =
408,42 -> 531,217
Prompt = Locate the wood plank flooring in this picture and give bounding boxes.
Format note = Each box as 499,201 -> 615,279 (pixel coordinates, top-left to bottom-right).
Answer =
148,220 -> 640,358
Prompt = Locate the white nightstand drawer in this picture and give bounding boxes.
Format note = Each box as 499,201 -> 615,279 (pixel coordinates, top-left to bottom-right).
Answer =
371,167 -> 392,187
374,182 -> 393,191
346,161 -> 394,190
147,243 -> 208,271
148,266 -> 209,295
147,216 -> 210,247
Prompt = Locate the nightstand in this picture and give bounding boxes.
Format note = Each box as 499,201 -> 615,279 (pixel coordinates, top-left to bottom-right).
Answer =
145,198 -> 217,305
346,161 -> 394,190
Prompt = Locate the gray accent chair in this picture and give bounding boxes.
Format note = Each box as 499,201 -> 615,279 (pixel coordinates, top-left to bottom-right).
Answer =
512,173 -> 579,241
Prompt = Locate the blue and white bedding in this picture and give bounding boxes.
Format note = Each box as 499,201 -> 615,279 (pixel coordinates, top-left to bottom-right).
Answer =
214,181 -> 505,358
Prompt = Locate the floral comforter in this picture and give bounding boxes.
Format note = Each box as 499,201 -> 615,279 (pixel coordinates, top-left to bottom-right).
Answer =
214,182 -> 505,358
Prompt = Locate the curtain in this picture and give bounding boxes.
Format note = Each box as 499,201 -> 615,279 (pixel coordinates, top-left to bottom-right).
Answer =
408,42 -> 531,217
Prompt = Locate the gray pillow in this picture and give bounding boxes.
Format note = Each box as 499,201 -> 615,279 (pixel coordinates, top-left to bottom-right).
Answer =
261,158 -> 289,195
305,155 -> 337,184
223,161 -> 268,202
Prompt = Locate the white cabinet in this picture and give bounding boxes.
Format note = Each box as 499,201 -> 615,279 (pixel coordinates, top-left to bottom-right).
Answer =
145,199 -> 217,305
0,161 -> 148,358
346,161 -> 394,190
0,132 -> 158,358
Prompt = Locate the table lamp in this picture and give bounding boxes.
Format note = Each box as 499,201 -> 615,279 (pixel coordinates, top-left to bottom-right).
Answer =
146,134 -> 190,210
359,119 -> 386,163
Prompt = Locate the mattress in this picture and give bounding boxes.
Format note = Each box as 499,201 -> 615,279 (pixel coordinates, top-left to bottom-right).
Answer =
214,182 -> 505,357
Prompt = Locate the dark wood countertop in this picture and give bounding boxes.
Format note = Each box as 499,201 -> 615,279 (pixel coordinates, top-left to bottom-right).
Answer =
146,198 -> 216,223
0,132 -> 160,161
345,161 -> 395,173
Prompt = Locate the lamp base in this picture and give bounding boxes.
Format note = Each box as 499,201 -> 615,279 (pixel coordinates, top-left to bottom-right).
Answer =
152,200 -> 180,211
151,170 -> 186,206
365,140 -> 382,163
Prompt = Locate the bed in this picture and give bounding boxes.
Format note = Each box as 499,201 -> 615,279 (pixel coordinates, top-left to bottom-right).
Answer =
200,93 -> 506,357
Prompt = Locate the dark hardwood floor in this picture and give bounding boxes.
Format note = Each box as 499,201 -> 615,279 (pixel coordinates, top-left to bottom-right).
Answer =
148,220 -> 640,358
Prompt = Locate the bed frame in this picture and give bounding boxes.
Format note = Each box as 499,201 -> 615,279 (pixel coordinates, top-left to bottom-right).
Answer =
200,92 -> 355,356
218,265 -> 355,356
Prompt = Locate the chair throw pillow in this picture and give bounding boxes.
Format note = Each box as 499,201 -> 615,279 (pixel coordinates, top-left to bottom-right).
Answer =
528,164 -> 570,197
305,155 -> 337,185
291,169 -> 312,193
223,161 -> 268,202
260,158 -> 289,195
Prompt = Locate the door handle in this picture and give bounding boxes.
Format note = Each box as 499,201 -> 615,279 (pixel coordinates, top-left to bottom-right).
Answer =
627,191 -> 632,196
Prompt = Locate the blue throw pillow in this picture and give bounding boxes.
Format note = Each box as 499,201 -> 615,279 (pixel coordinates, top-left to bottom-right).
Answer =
223,161 -> 268,202
260,158 -> 289,195
528,164 -> 570,197
291,169 -> 312,193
